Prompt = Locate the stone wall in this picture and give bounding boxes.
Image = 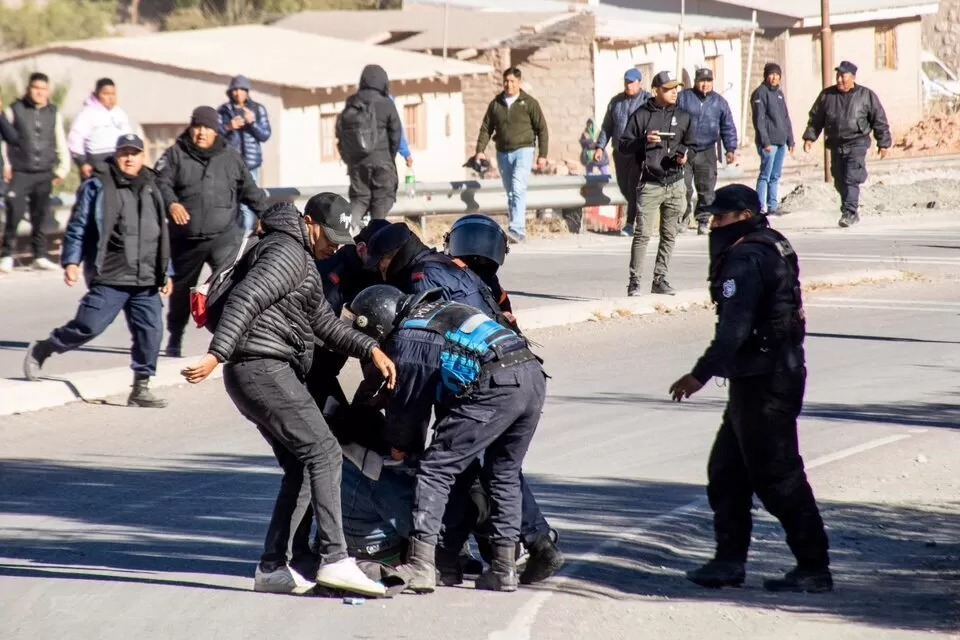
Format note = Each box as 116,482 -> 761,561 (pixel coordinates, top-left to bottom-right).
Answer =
923,1 -> 960,73
740,28 -> 788,148
460,13 -> 596,168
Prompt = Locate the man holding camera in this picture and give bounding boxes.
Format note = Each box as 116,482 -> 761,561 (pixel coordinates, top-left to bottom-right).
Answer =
618,70 -> 693,297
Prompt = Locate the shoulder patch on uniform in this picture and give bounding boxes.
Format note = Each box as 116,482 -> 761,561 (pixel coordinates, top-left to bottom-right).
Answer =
328,272 -> 340,285
722,279 -> 737,298
411,271 -> 425,281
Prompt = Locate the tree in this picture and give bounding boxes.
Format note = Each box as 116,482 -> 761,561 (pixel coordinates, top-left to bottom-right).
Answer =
0,0 -> 112,51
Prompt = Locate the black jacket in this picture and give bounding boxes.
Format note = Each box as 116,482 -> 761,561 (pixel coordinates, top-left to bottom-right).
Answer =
802,84 -> 892,149
208,202 -> 378,377
750,82 -> 795,148
618,98 -> 693,185
345,65 -> 402,167
156,133 -> 266,240
692,217 -> 805,383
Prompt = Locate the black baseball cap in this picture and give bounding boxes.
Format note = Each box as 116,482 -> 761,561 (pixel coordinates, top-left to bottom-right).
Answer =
694,68 -> 714,82
303,192 -> 354,245
115,133 -> 144,152
363,222 -> 412,269
651,70 -> 682,90
835,60 -> 858,75
699,184 -> 762,216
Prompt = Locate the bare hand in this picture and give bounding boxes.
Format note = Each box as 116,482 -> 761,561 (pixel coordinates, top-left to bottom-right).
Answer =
763,146 -> 773,153
3,166 -> 10,182
52,176 -> 62,186
788,145 -> 796,154
474,152 -> 486,162
676,154 -> 688,166
231,116 -> 245,130
390,447 -> 407,461
536,157 -> 548,170
646,131 -> 662,144
160,279 -> 173,297
169,203 -> 190,226
242,108 -> 255,125
371,347 -> 397,390
80,164 -> 94,179
725,151 -> 735,164
669,374 -> 704,402
181,353 -> 219,384
63,264 -> 79,287
878,147 -> 889,159
803,140 -> 813,153
593,148 -> 604,163
405,155 -> 414,169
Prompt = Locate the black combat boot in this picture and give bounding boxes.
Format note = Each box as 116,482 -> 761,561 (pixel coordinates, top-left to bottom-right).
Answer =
475,543 -> 519,592
394,537 -> 437,594
435,545 -> 464,586
651,277 -> 676,296
763,566 -> 833,593
838,212 -> 860,228
23,339 -> 54,381
165,334 -> 183,358
520,530 -> 564,585
127,375 -> 168,408
697,221 -> 710,235
686,559 -> 746,588
627,281 -> 640,297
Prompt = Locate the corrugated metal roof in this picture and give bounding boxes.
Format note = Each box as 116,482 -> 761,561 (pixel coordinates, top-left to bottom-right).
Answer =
271,8 -> 574,51
0,25 -> 492,90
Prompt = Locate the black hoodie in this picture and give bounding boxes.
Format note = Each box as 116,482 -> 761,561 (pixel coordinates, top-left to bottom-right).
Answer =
345,64 -> 402,166
618,97 -> 694,185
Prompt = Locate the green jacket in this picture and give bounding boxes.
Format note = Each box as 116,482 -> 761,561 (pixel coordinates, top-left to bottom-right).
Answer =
475,91 -> 549,157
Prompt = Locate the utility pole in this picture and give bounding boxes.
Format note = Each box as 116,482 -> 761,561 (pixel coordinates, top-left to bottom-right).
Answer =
820,0 -> 832,182
677,0 -> 686,80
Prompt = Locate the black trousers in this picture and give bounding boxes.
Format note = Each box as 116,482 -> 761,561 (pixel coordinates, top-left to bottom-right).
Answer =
612,150 -> 639,228
224,358 -> 349,568
348,162 -> 398,228
830,144 -> 869,217
683,146 -> 718,224
706,367 -> 830,570
167,228 -> 243,339
2,170 -> 53,259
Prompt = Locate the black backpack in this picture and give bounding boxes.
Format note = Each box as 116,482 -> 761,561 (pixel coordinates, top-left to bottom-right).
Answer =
189,234 -> 259,334
336,96 -> 380,163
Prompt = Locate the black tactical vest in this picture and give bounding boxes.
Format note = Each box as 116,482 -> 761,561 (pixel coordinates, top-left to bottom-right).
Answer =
9,99 -> 58,173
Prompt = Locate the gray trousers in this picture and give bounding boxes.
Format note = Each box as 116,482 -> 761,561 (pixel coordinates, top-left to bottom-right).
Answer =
628,179 -> 686,284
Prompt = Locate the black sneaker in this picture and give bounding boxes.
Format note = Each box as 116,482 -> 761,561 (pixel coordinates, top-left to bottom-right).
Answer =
23,340 -> 54,381
651,278 -> 675,296
838,213 -> 860,228
697,221 -> 709,235
763,567 -> 833,593
627,282 -> 640,297
686,559 -> 746,588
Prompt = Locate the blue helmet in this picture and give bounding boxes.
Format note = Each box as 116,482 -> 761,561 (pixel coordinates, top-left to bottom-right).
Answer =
444,214 -> 509,266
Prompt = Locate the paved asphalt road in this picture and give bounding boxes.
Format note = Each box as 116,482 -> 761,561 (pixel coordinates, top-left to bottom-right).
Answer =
2,279 -> 958,639
1,216 -> 959,379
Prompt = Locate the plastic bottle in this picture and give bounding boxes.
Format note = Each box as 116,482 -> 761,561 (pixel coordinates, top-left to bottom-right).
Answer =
405,169 -> 416,198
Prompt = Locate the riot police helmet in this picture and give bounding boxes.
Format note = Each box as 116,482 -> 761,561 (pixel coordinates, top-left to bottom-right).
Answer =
444,214 -> 509,266
349,285 -> 407,342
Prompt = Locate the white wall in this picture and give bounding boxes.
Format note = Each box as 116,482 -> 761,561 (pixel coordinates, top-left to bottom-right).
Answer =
279,90 -> 468,187
595,38 -> 744,140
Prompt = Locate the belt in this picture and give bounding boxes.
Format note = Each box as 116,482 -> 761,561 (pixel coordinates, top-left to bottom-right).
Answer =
480,347 -> 540,374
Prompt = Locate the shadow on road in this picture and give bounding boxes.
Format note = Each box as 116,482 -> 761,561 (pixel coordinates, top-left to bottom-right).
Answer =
0,456 -> 956,631
807,332 -> 960,346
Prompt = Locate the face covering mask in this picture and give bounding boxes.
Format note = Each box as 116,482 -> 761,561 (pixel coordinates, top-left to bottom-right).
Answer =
708,218 -> 757,272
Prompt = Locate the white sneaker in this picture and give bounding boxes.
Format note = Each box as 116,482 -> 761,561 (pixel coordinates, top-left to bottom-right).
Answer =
253,564 -> 314,595
33,257 -> 57,271
0,257 -> 13,273
315,557 -> 386,597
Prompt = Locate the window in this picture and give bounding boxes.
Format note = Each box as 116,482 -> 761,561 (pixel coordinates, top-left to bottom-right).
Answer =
403,103 -> 425,149
635,63 -> 654,87
705,55 -> 724,92
142,124 -> 183,168
319,113 -> 339,162
875,26 -> 897,70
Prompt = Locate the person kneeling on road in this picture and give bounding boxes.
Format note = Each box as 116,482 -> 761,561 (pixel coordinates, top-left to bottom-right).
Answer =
180,201 -> 397,598
24,134 -> 171,408
668,184 -> 832,593
349,285 -> 548,593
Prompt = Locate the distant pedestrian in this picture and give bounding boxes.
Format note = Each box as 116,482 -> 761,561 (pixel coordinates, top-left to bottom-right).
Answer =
23,134 -> 171,408
750,63 -> 795,214
473,67 -> 549,244
338,65 -> 402,231
156,105 -> 266,358
618,70 -> 693,297
0,72 -> 71,273
579,118 -> 608,176
390,95 -> 414,170
595,68 -> 652,236
677,68 -> 737,235
802,61 -> 891,227
0,89 -> 21,223
218,75 -> 272,231
67,78 -> 135,180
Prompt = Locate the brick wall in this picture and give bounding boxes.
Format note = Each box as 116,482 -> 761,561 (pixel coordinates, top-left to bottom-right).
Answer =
923,1 -> 960,73
460,13 -> 596,168
740,29 -> 788,148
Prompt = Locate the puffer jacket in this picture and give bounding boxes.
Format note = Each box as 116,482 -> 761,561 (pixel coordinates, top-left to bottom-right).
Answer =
67,94 -> 134,163
676,89 -> 738,152
341,64 -> 402,166
217,97 -> 271,171
802,84 -> 892,149
596,90 -> 652,151
208,202 -> 377,376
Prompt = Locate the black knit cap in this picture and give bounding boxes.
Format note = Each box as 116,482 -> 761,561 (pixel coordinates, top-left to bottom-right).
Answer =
763,62 -> 783,77
190,106 -> 220,130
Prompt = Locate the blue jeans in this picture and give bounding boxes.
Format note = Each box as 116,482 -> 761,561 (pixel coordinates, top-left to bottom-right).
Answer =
48,284 -> 163,377
497,147 -> 535,238
240,166 -> 260,231
341,458 -> 415,556
756,145 -> 786,213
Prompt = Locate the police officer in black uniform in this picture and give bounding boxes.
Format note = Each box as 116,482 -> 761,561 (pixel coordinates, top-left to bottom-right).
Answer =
443,214 -> 517,328
668,184 -> 832,593
349,285 -> 547,594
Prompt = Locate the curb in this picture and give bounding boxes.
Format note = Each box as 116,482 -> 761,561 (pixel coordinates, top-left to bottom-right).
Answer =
0,268 -> 907,417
